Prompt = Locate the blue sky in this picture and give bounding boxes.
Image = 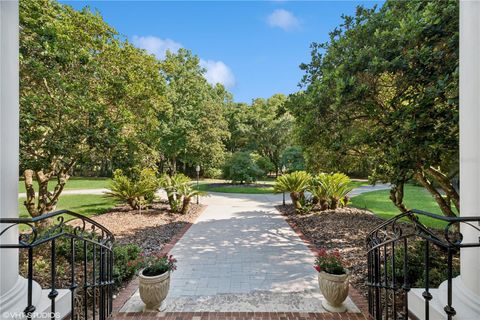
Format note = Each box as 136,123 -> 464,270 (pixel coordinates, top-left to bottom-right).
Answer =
63,1 -> 381,103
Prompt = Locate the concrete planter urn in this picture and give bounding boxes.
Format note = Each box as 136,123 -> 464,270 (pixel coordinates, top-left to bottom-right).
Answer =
318,271 -> 349,312
139,269 -> 170,311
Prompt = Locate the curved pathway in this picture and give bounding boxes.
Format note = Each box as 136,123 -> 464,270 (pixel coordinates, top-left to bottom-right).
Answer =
120,192 -> 363,313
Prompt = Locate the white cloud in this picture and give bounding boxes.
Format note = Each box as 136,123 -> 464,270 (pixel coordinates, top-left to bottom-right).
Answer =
132,35 -> 235,88
132,35 -> 182,59
200,59 -> 236,89
266,9 -> 300,31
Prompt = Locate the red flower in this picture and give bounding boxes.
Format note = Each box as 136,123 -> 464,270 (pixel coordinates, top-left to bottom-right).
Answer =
314,265 -> 322,272
318,248 -> 327,257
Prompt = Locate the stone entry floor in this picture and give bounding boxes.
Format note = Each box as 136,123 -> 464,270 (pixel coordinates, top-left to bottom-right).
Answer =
118,193 -> 363,314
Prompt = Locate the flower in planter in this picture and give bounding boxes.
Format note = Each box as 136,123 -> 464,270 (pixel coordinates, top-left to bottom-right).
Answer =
131,253 -> 177,277
314,248 -> 346,275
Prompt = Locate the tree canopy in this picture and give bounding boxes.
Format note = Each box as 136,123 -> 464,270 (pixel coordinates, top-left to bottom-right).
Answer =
288,0 -> 459,216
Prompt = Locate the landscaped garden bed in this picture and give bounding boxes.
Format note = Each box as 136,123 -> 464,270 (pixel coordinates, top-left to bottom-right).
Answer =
276,204 -> 458,298
73,201 -> 205,254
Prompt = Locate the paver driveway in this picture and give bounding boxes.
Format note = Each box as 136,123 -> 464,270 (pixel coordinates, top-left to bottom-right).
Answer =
120,193 -> 360,313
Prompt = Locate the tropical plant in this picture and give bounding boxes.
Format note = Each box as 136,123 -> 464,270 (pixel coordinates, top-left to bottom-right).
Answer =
274,171 -> 312,211
314,248 -> 346,275
310,173 -> 353,210
223,152 -> 264,184
177,184 -> 207,215
105,168 -> 159,210
159,174 -> 190,213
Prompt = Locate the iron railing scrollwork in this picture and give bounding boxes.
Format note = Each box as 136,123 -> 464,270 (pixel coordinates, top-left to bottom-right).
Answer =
366,209 -> 480,320
0,210 -> 115,320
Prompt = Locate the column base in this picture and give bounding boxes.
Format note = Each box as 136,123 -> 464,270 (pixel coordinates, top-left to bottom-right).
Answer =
408,276 -> 480,320
0,276 -> 71,319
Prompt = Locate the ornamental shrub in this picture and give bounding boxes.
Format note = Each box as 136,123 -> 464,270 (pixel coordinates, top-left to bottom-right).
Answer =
105,168 -> 159,210
223,152 -> 264,184
113,243 -> 142,285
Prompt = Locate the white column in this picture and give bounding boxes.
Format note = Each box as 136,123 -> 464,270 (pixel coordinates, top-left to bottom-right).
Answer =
0,0 -> 20,302
459,0 -> 480,297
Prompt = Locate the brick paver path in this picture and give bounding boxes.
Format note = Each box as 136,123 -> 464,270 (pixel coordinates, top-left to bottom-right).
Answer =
119,193 -> 362,314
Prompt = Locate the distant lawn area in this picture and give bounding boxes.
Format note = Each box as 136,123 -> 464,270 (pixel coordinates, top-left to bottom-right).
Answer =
18,194 -> 117,220
18,177 -> 111,193
350,184 -> 451,229
195,180 -> 369,194
195,183 -> 275,194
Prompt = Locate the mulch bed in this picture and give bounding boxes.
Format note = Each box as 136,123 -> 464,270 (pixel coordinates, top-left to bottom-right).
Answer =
75,201 -> 205,254
276,205 -> 396,297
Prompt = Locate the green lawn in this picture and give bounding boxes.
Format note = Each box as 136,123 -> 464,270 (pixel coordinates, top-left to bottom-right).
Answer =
18,177 -> 111,193
18,194 -> 117,220
194,179 -> 368,194
195,183 -> 275,194
350,185 -> 450,229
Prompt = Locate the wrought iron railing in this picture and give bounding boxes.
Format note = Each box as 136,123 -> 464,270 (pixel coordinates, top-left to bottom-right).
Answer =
366,209 -> 480,320
0,210 -> 115,320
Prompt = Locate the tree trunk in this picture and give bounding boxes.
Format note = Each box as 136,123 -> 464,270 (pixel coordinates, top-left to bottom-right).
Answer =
181,196 -> 191,215
415,170 -> 457,217
290,192 -> 301,211
23,162 -> 74,219
389,182 -> 408,213
426,166 -> 460,212
24,169 -> 38,217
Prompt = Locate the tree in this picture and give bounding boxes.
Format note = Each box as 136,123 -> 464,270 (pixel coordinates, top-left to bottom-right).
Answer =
20,0 -> 169,217
247,94 -> 293,176
280,146 -> 305,172
289,1 -> 459,216
223,152 -> 264,184
158,49 -> 230,174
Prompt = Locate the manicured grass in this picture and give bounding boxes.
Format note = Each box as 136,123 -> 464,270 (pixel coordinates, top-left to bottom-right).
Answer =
18,194 -> 117,220
349,180 -> 369,189
350,185 -> 450,229
194,179 -> 368,194
195,183 -> 275,194
18,177 -> 111,193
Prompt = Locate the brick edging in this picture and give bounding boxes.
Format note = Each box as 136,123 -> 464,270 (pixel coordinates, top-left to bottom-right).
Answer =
277,206 -> 370,318
112,205 -> 207,312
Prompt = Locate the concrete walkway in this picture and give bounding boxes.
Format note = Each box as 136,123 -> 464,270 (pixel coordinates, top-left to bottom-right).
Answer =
120,193 -> 362,313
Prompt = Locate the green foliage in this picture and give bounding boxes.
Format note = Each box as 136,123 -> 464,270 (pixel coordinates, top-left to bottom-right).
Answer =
105,168 -> 159,210
158,49 -> 230,174
274,171 -> 312,211
223,152 -> 264,184
280,146 -> 305,172
132,254 -> 177,277
390,241 -> 459,288
159,173 -> 205,214
289,0 -> 459,216
113,244 -> 142,285
251,153 -> 275,175
310,173 -> 353,210
203,168 -> 223,179
314,248 -> 346,275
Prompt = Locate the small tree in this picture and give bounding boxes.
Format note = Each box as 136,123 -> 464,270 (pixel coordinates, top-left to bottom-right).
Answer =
223,152 -> 264,184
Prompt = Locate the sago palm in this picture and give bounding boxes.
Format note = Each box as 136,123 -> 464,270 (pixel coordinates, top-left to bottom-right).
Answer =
274,171 -> 312,211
